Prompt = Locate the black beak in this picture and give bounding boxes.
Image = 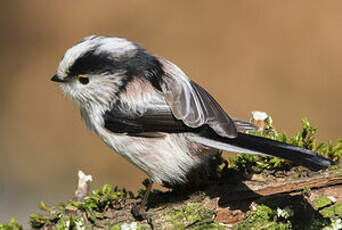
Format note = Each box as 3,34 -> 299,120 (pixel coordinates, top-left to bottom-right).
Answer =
51,74 -> 67,83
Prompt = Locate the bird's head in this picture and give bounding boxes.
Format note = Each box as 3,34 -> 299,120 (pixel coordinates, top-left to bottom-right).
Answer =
51,35 -> 160,108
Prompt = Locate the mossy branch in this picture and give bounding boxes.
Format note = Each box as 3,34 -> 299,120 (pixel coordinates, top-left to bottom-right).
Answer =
1,116 -> 342,230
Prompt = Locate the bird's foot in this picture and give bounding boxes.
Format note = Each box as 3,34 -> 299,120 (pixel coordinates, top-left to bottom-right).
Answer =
131,203 -> 154,229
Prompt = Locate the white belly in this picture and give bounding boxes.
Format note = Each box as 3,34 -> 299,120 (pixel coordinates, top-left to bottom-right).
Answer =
94,125 -> 216,183
79,105 -> 217,184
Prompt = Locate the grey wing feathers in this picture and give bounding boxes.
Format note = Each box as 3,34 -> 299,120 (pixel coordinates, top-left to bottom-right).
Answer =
158,57 -> 238,138
233,119 -> 258,132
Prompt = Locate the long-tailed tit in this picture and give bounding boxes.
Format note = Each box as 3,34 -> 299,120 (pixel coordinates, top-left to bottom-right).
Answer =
51,35 -> 332,220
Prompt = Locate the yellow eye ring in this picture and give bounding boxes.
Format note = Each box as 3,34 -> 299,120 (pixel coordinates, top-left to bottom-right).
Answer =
78,74 -> 88,79
78,75 -> 89,85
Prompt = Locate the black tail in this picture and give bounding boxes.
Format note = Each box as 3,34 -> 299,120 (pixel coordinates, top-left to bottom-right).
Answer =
197,131 -> 333,171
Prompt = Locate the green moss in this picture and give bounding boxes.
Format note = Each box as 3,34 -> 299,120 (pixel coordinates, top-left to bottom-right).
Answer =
236,205 -> 292,230
320,203 -> 342,219
166,202 -> 225,230
235,195 -> 333,230
0,218 -> 23,230
29,184 -> 135,229
312,196 -> 334,210
335,203 -> 342,216
110,226 -> 121,230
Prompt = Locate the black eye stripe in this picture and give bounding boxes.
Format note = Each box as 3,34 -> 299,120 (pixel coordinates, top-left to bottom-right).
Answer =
67,46 -> 163,91
79,77 -> 89,85
68,48 -> 117,76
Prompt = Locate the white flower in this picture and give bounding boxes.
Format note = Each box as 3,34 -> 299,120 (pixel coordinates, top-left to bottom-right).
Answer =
277,208 -> 287,218
276,207 -> 292,219
78,170 -> 93,187
323,218 -> 342,230
252,111 -> 269,121
331,219 -> 342,230
328,196 -> 337,203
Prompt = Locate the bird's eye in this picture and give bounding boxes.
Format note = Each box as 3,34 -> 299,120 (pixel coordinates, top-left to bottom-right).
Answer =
78,75 -> 89,85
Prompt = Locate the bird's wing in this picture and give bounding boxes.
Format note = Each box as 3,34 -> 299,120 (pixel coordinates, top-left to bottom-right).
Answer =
103,100 -> 196,134
103,99 -> 254,135
104,56 -> 243,138
157,57 -> 237,138
232,119 -> 258,132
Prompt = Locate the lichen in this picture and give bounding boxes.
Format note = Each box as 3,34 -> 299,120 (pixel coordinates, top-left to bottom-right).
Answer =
5,185 -> 342,230
28,183 -> 224,229
165,202 -> 226,230
312,195 -> 334,210
320,203 -> 342,219
235,204 -> 292,230
235,194 -> 335,230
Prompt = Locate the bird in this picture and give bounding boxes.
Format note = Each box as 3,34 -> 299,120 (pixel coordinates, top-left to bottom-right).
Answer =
51,35 -> 332,221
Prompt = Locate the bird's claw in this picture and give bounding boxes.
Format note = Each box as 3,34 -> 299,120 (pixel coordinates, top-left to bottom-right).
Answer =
131,203 -> 154,229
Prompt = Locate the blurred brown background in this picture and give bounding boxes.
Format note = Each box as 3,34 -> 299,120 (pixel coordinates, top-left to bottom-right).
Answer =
1,0 -> 342,225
